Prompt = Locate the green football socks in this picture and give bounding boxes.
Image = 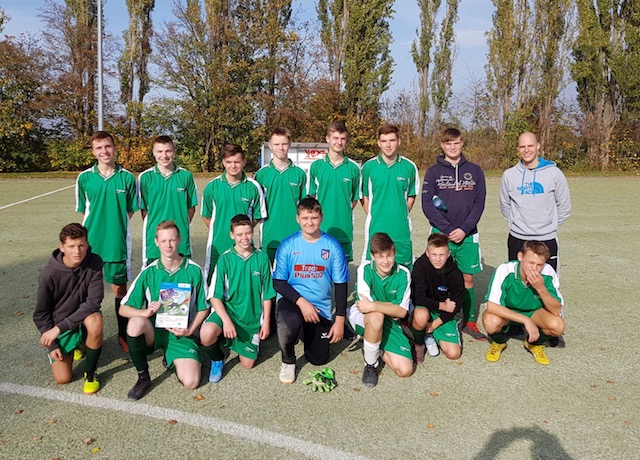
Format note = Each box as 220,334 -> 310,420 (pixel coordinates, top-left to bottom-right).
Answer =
463,287 -> 476,323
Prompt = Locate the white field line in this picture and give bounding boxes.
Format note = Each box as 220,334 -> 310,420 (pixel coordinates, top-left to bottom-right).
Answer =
0,382 -> 369,460
0,184 -> 75,211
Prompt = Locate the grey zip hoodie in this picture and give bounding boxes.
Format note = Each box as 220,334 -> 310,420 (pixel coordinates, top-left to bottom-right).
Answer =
499,158 -> 571,240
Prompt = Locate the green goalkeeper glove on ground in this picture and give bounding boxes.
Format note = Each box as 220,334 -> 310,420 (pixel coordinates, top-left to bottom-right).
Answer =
303,367 -> 337,392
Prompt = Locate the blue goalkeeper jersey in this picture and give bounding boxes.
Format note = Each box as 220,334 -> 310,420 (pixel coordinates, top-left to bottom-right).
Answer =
273,230 -> 349,320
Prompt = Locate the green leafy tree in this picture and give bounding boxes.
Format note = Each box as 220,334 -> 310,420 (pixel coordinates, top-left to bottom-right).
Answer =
153,0 -> 265,170
571,0 -> 640,169
317,0 -> 348,85
40,0 -> 100,138
430,0 -> 458,131
485,0 -> 532,136
260,0 -> 294,128
119,0 -> 155,139
531,0 -> 572,153
317,0 -> 394,118
0,35 -> 48,171
411,0 -> 439,136
0,8 -> 8,33
342,0 -> 394,117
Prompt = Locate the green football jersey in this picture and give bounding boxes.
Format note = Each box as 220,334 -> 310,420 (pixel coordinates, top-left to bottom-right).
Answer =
208,246 -> 276,331
361,155 -> 420,264
139,166 -> 198,264
255,161 -> 306,255
307,155 -> 361,244
75,164 -> 139,262
356,261 -> 412,315
201,172 -> 266,281
122,257 -> 208,324
485,261 -> 564,312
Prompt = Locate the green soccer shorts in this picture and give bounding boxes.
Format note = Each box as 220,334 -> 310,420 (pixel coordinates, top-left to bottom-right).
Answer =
431,229 -> 482,275
352,311 -> 412,360
103,260 -> 130,284
47,325 -> 84,361
340,241 -> 353,263
429,311 -> 461,345
152,328 -> 201,368
206,311 -> 260,360
502,308 -> 539,333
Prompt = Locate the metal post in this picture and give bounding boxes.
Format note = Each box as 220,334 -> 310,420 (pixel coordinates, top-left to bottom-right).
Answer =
97,0 -> 104,130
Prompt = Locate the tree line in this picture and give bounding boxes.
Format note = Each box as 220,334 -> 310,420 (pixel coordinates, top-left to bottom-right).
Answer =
0,1 -> 638,173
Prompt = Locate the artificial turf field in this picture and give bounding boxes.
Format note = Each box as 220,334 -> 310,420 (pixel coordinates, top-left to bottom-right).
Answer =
0,176 -> 638,459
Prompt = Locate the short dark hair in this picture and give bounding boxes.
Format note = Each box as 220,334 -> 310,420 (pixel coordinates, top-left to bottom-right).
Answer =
221,144 -> 245,159
230,214 -> 252,231
369,233 -> 395,255
297,197 -> 322,214
152,135 -> 174,147
156,220 -> 180,236
90,131 -> 114,146
270,127 -> 291,141
427,233 -> 449,249
441,128 -> 462,142
59,223 -> 88,243
521,240 -> 550,260
327,121 -> 348,137
378,123 -> 399,138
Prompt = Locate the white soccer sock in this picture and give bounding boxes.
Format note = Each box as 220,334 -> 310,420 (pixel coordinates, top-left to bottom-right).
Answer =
363,340 -> 381,366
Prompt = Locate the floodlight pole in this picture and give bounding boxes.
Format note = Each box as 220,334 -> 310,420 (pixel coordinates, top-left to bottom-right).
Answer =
97,0 -> 104,131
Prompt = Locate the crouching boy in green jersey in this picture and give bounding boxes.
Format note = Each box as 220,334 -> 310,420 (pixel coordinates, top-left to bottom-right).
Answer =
120,221 -> 209,400
201,215 -> 275,383
33,223 -> 104,394
348,233 -> 414,388
483,241 -> 565,365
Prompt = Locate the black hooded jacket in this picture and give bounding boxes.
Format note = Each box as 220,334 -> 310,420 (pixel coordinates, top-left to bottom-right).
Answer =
411,253 -> 465,324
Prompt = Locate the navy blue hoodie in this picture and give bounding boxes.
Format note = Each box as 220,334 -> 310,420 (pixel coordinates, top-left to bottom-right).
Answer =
421,154 -> 486,236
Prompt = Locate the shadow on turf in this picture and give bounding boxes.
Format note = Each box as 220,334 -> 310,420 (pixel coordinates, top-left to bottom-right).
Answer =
473,426 -> 573,460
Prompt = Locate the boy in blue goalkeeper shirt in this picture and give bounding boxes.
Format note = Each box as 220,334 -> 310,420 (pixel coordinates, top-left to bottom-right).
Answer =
273,197 -> 349,384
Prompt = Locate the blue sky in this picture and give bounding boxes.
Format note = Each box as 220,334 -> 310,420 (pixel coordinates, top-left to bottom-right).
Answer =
2,0 -> 492,99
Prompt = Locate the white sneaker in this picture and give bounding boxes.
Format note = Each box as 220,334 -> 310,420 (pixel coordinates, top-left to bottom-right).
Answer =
279,363 -> 296,384
425,335 -> 439,357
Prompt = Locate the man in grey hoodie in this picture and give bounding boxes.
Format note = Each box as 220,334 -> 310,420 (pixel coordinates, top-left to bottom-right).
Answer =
500,132 -> 571,348
500,132 -> 571,273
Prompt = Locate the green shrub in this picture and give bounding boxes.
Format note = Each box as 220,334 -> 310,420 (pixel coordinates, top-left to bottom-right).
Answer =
47,139 -> 94,171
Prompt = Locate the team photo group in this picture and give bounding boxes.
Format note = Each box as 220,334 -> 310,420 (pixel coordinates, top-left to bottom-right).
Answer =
33,121 -> 571,400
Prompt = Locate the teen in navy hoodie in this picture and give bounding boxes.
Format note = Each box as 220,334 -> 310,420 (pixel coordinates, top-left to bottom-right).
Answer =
421,128 -> 486,341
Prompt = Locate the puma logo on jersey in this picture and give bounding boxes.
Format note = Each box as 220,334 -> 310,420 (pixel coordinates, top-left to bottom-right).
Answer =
389,289 -> 397,295
252,271 -> 261,276
241,197 -> 250,202
342,178 -> 352,183
396,177 -> 406,182
289,182 -> 301,187
115,189 -> 126,193
176,187 -> 185,192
